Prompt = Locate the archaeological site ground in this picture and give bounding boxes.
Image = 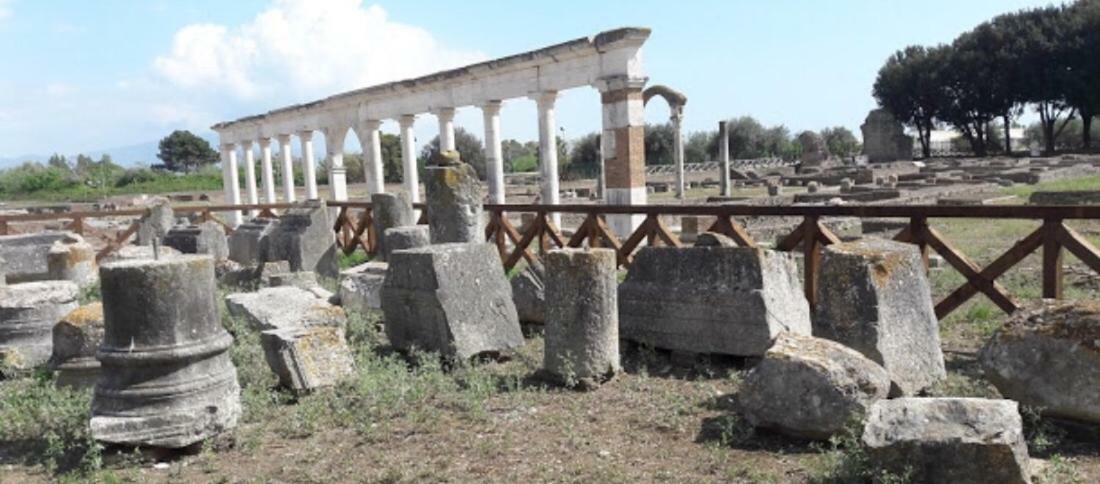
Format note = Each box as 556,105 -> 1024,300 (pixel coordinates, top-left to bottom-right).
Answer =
4,2 -> 1100,483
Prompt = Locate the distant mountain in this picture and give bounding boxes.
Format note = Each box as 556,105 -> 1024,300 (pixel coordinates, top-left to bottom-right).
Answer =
0,134 -> 220,169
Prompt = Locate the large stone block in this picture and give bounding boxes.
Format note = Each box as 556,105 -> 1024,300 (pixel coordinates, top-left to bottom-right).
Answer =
618,247 -> 811,356
261,325 -> 355,394
511,262 -> 545,325
980,301 -> 1100,423
371,192 -> 415,261
225,286 -> 346,331
163,221 -> 229,261
92,255 -> 240,448
862,398 -> 1030,484
99,244 -> 180,264
381,243 -> 522,360
0,280 -> 79,371
739,333 -> 890,440
0,231 -> 71,283
268,201 -> 338,278
544,249 -> 619,387
228,217 -> 278,266
46,233 -> 98,288
135,203 -> 174,246
425,163 -> 484,244
384,225 -> 431,260
814,238 -> 945,395
861,108 -> 914,163
338,262 -> 388,313
48,302 -> 104,389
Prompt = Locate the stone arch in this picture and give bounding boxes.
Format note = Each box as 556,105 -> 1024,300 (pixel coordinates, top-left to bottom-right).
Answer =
641,85 -> 687,197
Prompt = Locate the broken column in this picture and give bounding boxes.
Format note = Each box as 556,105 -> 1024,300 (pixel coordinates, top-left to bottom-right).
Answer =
338,261 -> 389,313
135,202 -> 174,246
48,302 -> 104,389
46,233 -> 97,288
424,151 -> 485,244
544,249 -> 619,387
267,200 -> 338,279
91,255 -> 240,448
739,333 -> 890,440
862,398 -> 1030,484
371,192 -> 415,261
163,221 -> 229,261
0,280 -> 79,371
381,243 -> 522,360
814,238 -> 946,395
261,325 -> 355,394
618,247 -> 811,356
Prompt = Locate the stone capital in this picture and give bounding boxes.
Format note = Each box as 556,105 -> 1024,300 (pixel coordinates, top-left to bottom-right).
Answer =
431,107 -> 456,121
480,100 -> 503,116
360,119 -> 382,131
276,134 -> 292,145
240,140 -> 254,150
529,91 -> 558,108
257,138 -> 272,149
398,114 -> 416,128
593,75 -> 648,94
297,130 -> 314,142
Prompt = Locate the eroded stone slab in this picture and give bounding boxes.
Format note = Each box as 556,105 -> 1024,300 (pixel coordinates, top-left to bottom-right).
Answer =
0,280 -> 79,370
618,247 -> 811,356
261,325 -> 355,394
225,286 -> 346,331
815,238 -> 945,395
511,262 -> 545,325
980,301 -> 1100,423
381,243 -> 522,359
739,333 -> 890,440
862,398 -> 1030,484
268,201 -> 338,278
338,262 -> 388,313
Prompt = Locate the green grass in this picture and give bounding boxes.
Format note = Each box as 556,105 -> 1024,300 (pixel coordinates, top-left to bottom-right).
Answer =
338,249 -> 370,269
1001,173 -> 1100,199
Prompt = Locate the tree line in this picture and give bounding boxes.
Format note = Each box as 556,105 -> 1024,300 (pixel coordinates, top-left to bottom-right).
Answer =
874,0 -> 1100,157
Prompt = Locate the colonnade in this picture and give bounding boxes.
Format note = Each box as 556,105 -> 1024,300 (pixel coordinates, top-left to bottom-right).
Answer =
214,27 -> 652,236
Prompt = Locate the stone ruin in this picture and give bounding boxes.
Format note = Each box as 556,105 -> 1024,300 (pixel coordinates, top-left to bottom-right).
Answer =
814,238 -> 946,395
381,243 -> 522,360
371,192 -> 416,261
618,246 -> 811,357
797,131 -> 831,171
543,248 -> 619,388
228,217 -> 277,266
0,280 -> 79,372
134,202 -> 174,246
511,261 -> 546,325
261,325 -> 355,395
861,108 -> 913,163
267,200 -> 339,279
46,233 -> 97,288
424,150 -> 484,244
0,231 -> 72,283
91,255 -> 240,448
48,302 -> 104,389
163,221 -> 229,261
338,261 -> 389,313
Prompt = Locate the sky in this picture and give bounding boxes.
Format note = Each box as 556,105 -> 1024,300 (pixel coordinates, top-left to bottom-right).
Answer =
0,0 -> 1059,163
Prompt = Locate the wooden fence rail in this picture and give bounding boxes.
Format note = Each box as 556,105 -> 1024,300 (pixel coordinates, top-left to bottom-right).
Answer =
4,201 -> 1100,319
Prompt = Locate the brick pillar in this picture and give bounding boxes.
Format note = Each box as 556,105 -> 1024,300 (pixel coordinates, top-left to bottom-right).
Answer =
596,76 -> 647,237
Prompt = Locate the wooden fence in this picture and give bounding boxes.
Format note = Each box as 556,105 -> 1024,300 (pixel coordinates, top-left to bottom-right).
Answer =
5,201 -> 1100,319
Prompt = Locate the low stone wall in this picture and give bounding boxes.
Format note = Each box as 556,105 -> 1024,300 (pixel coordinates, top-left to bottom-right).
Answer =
1029,190 -> 1100,205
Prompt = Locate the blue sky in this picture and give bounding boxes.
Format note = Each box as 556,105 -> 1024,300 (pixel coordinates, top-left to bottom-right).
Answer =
0,0 -> 1057,163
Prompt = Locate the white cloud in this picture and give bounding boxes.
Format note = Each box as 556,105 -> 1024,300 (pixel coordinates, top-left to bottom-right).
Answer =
0,0 -> 12,21
153,0 -> 485,101
45,82 -> 75,97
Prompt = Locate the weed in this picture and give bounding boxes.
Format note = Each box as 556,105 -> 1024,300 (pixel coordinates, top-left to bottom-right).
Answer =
0,373 -> 102,475
1035,454 -> 1083,483
806,422 -> 911,484
1021,405 -> 1066,455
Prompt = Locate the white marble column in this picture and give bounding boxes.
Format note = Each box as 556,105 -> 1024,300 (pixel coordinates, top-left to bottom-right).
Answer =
241,140 -> 259,216
434,107 -> 456,152
324,127 -> 348,201
278,134 -> 296,203
258,137 -> 277,203
356,120 -> 385,196
219,143 -> 233,213
224,143 -> 243,227
298,130 -> 318,200
398,115 -> 420,205
533,91 -> 561,227
671,107 -> 685,199
482,101 -> 505,204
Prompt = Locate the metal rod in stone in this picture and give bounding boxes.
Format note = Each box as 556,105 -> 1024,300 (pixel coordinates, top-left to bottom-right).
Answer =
152,238 -> 159,261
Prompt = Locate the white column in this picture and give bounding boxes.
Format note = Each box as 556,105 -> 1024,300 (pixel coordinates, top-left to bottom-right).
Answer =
225,144 -> 243,227
482,101 -> 505,204
356,120 -> 385,196
671,107 -> 685,199
434,107 -> 456,152
278,134 -> 296,203
241,140 -> 258,216
259,138 -> 276,203
533,91 -> 561,227
719,120 -> 731,197
324,127 -> 348,201
399,115 -> 420,206
298,130 -> 318,200
220,143 -> 233,211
